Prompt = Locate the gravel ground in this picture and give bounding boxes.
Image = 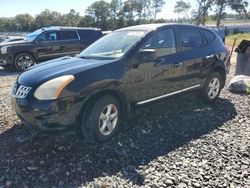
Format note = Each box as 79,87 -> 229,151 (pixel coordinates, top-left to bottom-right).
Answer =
0,65 -> 249,188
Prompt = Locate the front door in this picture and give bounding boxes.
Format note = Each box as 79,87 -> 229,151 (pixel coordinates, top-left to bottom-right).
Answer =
129,28 -> 183,104
34,30 -> 62,62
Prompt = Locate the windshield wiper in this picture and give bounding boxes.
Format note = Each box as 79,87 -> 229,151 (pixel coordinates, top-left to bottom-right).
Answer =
92,50 -> 122,56
78,55 -> 95,59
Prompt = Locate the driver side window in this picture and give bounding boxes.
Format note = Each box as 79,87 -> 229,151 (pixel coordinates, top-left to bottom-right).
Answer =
37,31 -> 59,42
142,28 -> 176,57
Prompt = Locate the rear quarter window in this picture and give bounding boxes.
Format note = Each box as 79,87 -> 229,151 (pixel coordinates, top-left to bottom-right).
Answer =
60,30 -> 78,40
202,29 -> 216,44
77,30 -> 101,42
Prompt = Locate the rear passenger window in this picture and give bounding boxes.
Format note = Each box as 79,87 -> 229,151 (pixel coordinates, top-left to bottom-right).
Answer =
142,28 -> 176,57
60,30 -> 78,40
201,29 -> 215,44
179,28 -> 204,51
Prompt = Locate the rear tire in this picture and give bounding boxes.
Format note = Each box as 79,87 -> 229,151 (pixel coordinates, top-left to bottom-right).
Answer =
199,72 -> 222,103
77,95 -> 121,142
14,53 -> 35,71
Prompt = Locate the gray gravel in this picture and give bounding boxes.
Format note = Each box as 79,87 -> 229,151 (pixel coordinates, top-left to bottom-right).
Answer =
0,65 -> 249,188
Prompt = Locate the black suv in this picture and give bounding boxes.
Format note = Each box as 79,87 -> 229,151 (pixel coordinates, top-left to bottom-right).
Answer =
12,24 -> 229,142
0,26 -> 102,71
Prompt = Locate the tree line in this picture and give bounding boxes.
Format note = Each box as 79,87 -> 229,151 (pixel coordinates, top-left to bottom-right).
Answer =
175,0 -> 249,26
0,0 -> 249,32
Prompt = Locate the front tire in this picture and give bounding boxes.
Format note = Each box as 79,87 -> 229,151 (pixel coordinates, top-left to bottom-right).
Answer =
14,53 -> 35,71
78,95 -> 121,142
199,72 -> 222,103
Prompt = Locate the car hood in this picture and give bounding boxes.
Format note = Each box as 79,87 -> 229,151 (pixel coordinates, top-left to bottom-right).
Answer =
18,56 -> 116,86
0,40 -> 30,47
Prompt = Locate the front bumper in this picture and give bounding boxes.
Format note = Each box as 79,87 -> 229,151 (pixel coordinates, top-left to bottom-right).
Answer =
12,95 -> 82,132
0,54 -> 12,66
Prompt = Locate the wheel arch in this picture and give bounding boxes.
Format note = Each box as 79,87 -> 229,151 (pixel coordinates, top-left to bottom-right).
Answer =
214,66 -> 226,88
13,52 -> 36,71
77,89 -> 131,128
208,60 -> 226,88
14,51 -> 36,62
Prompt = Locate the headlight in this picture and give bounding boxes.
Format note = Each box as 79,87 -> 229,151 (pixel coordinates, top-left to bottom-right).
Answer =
34,75 -> 75,100
0,46 -> 8,54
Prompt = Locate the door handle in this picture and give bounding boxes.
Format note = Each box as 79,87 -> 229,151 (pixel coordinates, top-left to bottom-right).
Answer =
173,62 -> 182,68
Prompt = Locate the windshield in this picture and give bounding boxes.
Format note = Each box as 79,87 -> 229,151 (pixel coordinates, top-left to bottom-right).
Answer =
25,29 -> 44,42
79,30 -> 147,59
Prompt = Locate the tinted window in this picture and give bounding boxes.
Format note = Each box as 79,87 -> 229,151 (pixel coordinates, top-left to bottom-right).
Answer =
142,28 -> 176,57
179,28 -> 204,51
37,31 -> 59,42
202,29 -> 215,44
77,30 -> 101,42
60,30 -> 78,40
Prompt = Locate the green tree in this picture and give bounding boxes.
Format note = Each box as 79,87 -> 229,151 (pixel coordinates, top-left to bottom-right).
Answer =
152,0 -> 165,20
192,0 -> 214,25
214,0 -> 249,26
85,0 -> 110,30
0,17 -> 10,32
14,14 -> 35,31
122,0 -> 142,25
62,9 -> 81,27
174,0 -> 191,20
109,0 -> 124,29
35,9 -> 62,28
78,15 -> 96,27
228,0 -> 249,16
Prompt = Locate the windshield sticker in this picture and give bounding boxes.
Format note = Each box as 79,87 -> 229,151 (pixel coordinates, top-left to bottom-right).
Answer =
127,32 -> 144,36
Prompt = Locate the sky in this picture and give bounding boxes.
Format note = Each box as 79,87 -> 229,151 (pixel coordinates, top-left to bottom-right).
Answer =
0,0 -> 241,19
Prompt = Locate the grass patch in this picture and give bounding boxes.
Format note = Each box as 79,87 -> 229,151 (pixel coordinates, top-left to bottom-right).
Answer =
225,33 -> 250,47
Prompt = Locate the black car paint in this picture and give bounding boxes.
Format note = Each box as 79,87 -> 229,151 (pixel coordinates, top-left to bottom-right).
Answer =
12,24 -> 228,132
0,27 -> 102,67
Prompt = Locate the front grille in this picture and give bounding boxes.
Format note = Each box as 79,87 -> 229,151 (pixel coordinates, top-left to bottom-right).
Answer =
12,83 -> 32,98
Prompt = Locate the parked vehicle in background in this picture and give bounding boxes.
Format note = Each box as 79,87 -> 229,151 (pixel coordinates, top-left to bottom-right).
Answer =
0,36 -> 7,43
1,36 -> 25,43
12,24 -> 229,142
0,26 -> 102,71
102,31 -> 112,36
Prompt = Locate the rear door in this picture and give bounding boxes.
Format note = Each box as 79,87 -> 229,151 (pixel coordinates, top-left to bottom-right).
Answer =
175,26 -> 206,90
59,30 -> 82,56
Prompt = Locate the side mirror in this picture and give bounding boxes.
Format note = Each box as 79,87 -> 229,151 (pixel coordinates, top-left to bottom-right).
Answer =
139,49 -> 157,61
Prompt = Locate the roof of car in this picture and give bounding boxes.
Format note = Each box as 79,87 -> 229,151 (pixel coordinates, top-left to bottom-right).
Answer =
41,26 -> 101,31
116,23 -> 205,32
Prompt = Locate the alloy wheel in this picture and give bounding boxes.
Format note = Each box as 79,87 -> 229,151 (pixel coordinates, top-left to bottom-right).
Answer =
207,77 -> 220,99
16,55 -> 35,71
98,104 -> 118,136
